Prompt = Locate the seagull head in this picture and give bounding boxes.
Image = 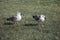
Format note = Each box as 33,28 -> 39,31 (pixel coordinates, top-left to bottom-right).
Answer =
40,15 -> 45,18
16,12 -> 21,16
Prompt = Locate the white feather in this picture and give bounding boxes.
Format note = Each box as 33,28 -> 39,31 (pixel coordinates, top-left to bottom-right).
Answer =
15,12 -> 22,21
40,15 -> 45,22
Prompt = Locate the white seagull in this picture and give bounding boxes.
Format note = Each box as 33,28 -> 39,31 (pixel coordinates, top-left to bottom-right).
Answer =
7,12 -> 22,22
33,15 -> 45,22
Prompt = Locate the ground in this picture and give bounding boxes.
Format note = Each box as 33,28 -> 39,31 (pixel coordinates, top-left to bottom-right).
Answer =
0,0 -> 60,40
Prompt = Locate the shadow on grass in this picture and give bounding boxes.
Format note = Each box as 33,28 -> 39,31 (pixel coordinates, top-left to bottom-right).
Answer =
24,23 -> 38,26
4,22 -> 14,25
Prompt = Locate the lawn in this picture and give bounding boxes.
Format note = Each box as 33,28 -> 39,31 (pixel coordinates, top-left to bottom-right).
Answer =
0,0 -> 60,40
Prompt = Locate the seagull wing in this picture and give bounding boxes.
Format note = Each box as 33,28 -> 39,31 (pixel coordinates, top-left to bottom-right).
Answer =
33,16 -> 40,21
7,16 -> 17,21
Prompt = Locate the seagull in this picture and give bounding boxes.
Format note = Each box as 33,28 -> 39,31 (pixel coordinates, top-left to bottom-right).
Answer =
33,15 -> 45,22
7,12 -> 22,23
33,15 -> 45,27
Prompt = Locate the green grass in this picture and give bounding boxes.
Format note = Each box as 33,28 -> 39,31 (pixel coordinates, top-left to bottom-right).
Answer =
0,0 -> 60,40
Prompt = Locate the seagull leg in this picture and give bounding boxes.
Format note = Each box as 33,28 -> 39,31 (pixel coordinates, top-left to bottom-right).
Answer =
14,21 -> 16,25
41,21 -> 45,28
16,21 -> 18,24
38,20 -> 40,25
14,21 -> 18,25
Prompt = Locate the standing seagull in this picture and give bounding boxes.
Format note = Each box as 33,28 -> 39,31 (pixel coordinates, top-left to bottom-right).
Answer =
33,15 -> 45,27
7,12 -> 22,23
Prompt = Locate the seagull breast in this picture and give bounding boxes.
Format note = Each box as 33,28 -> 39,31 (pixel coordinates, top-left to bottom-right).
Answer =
40,15 -> 45,22
15,14 -> 21,21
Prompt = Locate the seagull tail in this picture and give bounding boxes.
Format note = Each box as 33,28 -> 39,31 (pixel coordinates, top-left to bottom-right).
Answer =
7,18 -> 10,21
